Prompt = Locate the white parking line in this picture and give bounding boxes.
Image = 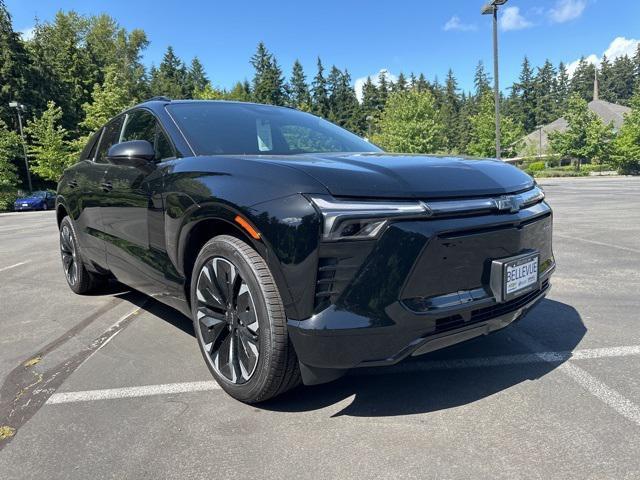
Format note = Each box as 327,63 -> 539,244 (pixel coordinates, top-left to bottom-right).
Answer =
47,381 -> 220,404
0,261 -> 30,273
46,344 -> 640,406
555,233 -> 640,254
559,362 -> 640,426
511,331 -> 640,428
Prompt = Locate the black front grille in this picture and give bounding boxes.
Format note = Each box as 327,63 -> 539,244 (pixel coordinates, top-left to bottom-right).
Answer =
470,279 -> 548,323
433,280 -> 548,334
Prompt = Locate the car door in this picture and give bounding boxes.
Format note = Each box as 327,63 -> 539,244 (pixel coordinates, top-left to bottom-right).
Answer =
65,122 -> 120,270
101,108 -> 177,294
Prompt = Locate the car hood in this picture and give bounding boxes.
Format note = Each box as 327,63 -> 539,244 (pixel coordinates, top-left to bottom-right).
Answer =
259,153 -> 534,199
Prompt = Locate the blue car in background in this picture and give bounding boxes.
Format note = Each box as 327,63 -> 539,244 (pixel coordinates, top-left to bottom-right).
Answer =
13,190 -> 56,211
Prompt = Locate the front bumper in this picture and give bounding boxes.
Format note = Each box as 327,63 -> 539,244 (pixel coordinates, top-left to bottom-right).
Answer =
288,201 -> 555,381
13,204 -> 40,211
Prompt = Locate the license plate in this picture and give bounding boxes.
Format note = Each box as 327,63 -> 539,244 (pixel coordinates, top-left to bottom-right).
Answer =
22,203 -> 28,206
505,255 -> 539,296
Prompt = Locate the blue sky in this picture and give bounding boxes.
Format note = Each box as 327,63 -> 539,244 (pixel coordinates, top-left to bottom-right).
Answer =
6,0 -> 640,97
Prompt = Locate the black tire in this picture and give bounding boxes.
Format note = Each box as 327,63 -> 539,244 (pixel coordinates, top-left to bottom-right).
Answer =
59,216 -> 106,294
190,235 -> 301,403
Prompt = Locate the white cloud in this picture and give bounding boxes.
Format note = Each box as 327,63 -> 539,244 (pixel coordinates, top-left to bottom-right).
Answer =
443,16 -> 477,32
566,36 -> 640,77
549,0 -> 586,24
19,26 -> 35,41
499,7 -> 533,31
354,69 -> 398,103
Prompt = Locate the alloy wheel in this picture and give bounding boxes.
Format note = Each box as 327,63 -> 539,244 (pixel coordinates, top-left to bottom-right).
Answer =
60,225 -> 78,286
196,257 -> 260,384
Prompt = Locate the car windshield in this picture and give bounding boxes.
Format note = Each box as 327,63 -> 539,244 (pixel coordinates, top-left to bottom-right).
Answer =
31,191 -> 47,198
166,102 -> 381,156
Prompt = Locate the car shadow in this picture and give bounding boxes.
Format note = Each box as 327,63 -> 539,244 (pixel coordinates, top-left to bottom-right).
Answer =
260,299 -> 585,417
124,292 -> 584,418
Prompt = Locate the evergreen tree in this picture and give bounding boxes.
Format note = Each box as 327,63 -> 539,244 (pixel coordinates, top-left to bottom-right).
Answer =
512,57 -> 536,133
534,59 -> 557,127
289,59 -> 311,110
311,57 -> 330,118
473,61 -> 491,98
415,73 -> 428,93
393,72 -> 408,92
0,118 -> 20,209
0,1 -> 31,125
441,69 -> 461,152
555,62 -> 570,112
377,70 -> 389,106
149,46 -> 189,99
25,101 -> 71,181
570,57 -> 596,101
361,76 -> 381,134
598,55 -> 614,102
186,57 -> 209,97
373,89 -> 445,153
609,55 -> 635,104
408,72 -> 417,90
249,42 -> 286,105
613,91 -> 640,174
327,67 -> 360,132
634,44 -> 640,90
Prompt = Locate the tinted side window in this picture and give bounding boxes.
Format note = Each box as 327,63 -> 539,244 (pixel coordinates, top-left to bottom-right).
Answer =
122,110 -> 155,145
155,126 -> 175,161
95,117 -> 124,163
122,109 -> 175,161
78,129 -> 102,162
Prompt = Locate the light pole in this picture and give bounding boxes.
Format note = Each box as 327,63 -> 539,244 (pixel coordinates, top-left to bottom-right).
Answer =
481,0 -> 508,161
9,101 -> 32,194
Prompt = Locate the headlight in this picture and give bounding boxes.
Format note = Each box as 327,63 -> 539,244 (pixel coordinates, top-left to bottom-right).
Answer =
308,195 -> 427,241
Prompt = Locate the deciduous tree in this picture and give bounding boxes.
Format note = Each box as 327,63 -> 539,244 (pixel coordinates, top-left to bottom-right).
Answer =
25,101 -> 71,181
373,89 -> 444,154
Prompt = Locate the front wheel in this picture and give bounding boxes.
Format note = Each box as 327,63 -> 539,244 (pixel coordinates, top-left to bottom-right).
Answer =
191,235 -> 300,403
59,216 -> 106,294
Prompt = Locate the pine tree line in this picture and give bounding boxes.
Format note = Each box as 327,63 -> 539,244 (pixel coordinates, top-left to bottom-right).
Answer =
2,3 -> 640,208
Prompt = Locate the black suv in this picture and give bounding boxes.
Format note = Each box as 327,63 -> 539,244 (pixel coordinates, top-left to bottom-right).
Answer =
56,99 -> 554,403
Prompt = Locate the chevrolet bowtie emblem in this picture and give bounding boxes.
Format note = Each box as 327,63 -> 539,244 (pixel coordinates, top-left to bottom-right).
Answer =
495,195 -> 522,213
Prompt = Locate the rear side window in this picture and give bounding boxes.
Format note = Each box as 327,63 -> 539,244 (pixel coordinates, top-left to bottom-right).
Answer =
122,109 -> 176,161
95,117 -> 124,163
78,129 -> 102,162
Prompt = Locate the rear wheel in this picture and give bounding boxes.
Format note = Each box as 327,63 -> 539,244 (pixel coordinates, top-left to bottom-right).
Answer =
191,235 -> 300,403
59,216 -> 106,294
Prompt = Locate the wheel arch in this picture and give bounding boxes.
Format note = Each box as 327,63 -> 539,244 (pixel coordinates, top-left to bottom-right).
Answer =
178,212 -> 295,316
56,203 -> 68,228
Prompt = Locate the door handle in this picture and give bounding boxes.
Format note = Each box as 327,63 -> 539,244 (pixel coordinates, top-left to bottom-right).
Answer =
67,180 -> 78,189
101,182 -> 113,192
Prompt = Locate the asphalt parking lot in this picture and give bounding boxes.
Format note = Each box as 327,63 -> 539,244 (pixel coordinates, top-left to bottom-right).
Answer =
1,176 -> 639,479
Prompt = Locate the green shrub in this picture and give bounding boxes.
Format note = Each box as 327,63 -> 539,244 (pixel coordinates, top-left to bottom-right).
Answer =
0,189 -> 19,211
527,161 -> 546,172
580,163 -> 615,173
533,169 -> 589,178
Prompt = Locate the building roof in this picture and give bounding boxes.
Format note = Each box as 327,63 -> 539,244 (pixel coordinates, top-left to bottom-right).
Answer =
518,99 -> 631,157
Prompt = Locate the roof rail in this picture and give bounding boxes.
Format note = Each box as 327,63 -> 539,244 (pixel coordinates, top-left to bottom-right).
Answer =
146,96 -> 172,102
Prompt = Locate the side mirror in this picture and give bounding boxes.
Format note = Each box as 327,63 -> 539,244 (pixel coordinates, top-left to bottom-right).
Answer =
107,140 -> 155,166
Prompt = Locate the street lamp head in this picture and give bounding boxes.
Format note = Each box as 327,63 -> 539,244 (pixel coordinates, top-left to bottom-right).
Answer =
8,101 -> 18,108
481,0 -> 508,15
